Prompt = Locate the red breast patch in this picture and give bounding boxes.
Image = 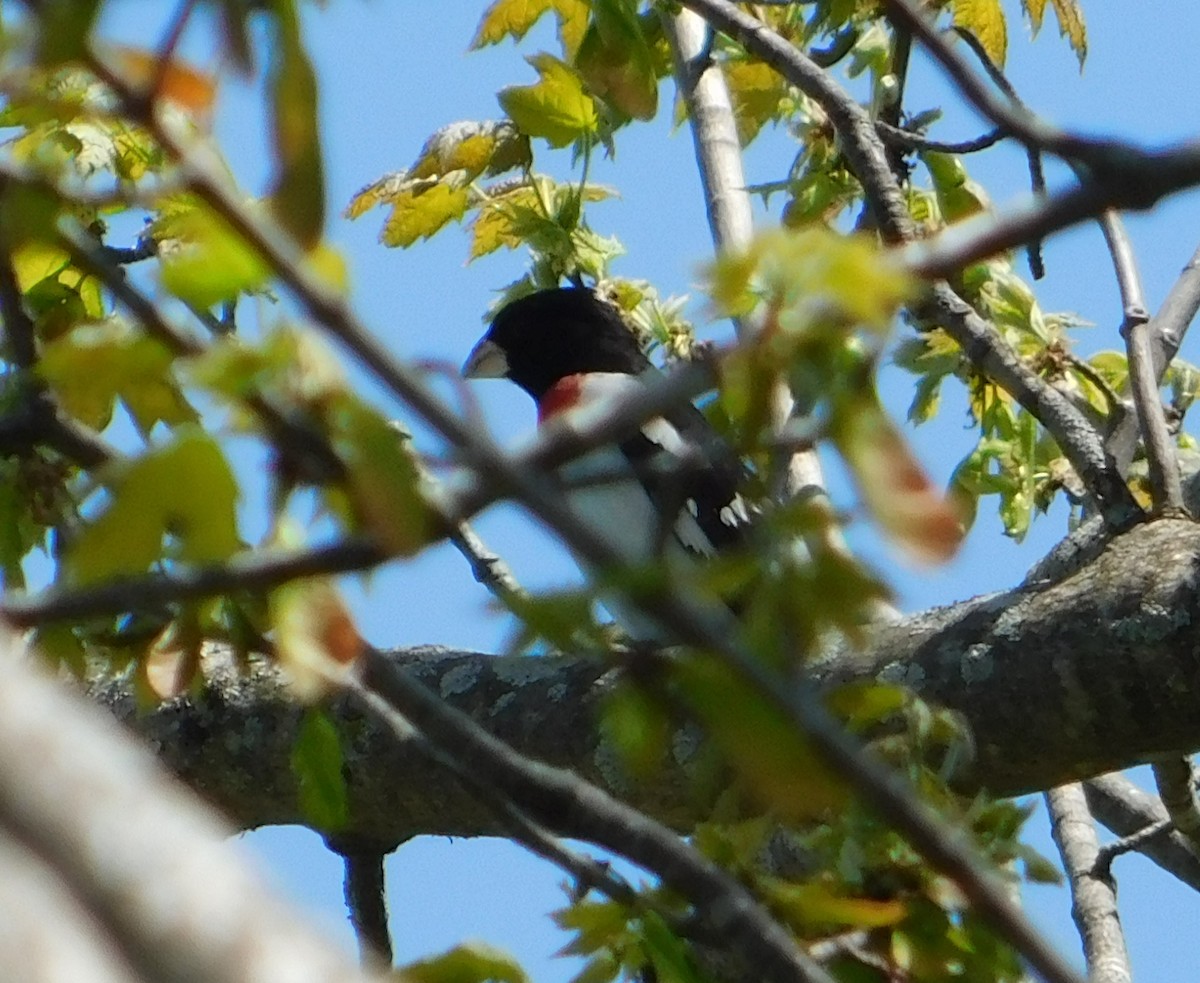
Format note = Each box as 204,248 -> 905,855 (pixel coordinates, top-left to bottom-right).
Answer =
538,374 -> 588,424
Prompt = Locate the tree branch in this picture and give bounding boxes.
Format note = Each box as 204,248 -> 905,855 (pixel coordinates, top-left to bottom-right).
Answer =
1046,784 -> 1133,983
0,628 -> 380,983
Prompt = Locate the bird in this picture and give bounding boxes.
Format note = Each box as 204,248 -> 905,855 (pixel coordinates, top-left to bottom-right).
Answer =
462,286 -> 751,636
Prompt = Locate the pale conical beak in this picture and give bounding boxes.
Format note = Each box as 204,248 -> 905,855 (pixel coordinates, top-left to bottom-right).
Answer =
462,338 -> 509,379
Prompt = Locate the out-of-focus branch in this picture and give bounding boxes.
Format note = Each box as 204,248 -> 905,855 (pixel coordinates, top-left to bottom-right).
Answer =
1045,784 -> 1133,983
349,647 -> 836,983
1,539 -> 383,626
0,629 -> 380,983
1150,758 -> 1200,852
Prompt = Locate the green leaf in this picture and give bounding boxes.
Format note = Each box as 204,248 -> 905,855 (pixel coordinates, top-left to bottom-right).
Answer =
268,4 -> 325,248
398,943 -> 530,983
953,0 -> 1008,68
499,54 -> 598,148
38,321 -> 197,435
67,428 -> 241,584
157,200 -> 272,308
36,0 -> 100,65
574,0 -> 658,121
472,0 -> 590,57
723,60 -> 787,145
291,707 -> 349,832
328,396 -> 434,555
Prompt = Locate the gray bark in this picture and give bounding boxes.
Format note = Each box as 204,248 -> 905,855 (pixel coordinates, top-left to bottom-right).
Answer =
94,517 -> 1200,843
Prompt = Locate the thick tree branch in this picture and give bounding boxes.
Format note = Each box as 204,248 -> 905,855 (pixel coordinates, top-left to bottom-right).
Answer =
96,518 -> 1200,837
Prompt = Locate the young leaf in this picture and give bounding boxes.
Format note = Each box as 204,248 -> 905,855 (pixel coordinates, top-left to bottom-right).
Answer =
291,707 -> 349,832
499,54 -> 598,148
268,9 -> 325,248
574,0 -> 658,121
67,428 -> 241,584
272,574 -> 363,701
952,0 -> 1008,68
830,386 -> 965,564
157,200 -> 272,308
398,942 -> 530,983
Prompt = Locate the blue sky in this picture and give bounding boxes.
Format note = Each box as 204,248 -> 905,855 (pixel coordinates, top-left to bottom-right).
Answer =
91,2 -> 1200,979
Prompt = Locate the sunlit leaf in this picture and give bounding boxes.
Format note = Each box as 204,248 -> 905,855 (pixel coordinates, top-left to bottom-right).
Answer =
39,321 -> 197,435
763,879 -> 908,931
268,11 -> 325,248
952,0 -> 1008,68
156,200 -> 272,307
499,54 -> 598,148
144,620 -> 203,700
67,428 -> 241,584
399,942 -> 530,983
723,60 -> 787,145
473,0 -> 590,57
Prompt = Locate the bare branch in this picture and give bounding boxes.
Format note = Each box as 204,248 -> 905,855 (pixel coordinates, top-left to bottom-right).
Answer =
1086,773 -> 1200,891
1,539 -> 384,626
875,120 -> 1005,155
1046,784 -> 1133,983
1151,757 -> 1200,852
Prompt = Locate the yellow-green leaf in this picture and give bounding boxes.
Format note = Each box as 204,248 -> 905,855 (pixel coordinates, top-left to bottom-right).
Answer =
723,60 -> 786,145
268,15 -> 325,248
411,123 -> 523,182
763,879 -> 908,931
953,0 -> 1008,68
499,54 -> 598,148
399,943 -> 529,983
472,0 -> 590,57
574,0 -> 658,121
329,397 -> 434,555
291,707 -> 349,832
67,428 -> 240,584
1048,0 -> 1087,66
381,182 -> 471,248
39,321 -> 197,435
157,201 -> 271,307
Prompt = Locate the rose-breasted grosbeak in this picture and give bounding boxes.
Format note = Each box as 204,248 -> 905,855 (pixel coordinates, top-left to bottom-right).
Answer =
462,287 -> 749,634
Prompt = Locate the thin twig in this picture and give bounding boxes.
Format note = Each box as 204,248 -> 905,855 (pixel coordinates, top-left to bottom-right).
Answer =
1085,773 -> 1200,892
1092,819 -> 1173,878
875,120 -> 1004,155
1,539 -> 383,626
1082,199 -> 1186,509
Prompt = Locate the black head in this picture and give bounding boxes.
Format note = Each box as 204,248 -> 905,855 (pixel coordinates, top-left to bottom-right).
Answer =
462,287 -> 650,401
